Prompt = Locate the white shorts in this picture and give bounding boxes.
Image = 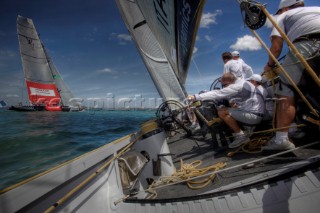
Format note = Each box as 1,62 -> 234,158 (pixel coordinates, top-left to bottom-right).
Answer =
276,39 -> 320,97
228,108 -> 263,125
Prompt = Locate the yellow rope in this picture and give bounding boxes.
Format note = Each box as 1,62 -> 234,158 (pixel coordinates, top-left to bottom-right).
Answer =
241,136 -> 269,153
147,159 -> 226,198
227,123 -> 306,157
227,136 -> 269,157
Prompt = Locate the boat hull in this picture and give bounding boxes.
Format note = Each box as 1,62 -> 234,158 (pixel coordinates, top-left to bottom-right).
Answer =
61,106 -> 71,112
8,105 -> 45,111
1,124 -> 320,213
44,105 -> 71,112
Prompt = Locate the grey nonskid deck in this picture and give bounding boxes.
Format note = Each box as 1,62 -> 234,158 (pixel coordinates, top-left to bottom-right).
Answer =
146,125 -> 320,200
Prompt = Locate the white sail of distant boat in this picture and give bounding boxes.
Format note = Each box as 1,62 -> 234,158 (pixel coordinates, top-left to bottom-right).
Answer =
14,15 -> 75,111
115,0 -> 204,103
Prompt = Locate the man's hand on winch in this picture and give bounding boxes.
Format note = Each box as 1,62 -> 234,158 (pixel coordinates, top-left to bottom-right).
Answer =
187,95 -> 196,102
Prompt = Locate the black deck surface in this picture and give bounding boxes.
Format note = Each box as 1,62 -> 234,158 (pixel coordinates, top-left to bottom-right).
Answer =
153,124 -> 320,199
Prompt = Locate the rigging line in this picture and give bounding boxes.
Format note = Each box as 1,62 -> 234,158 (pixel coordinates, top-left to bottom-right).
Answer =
136,140 -> 320,196
191,57 -> 202,77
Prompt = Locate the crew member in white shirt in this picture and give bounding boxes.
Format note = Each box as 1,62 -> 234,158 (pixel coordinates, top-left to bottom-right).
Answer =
263,0 -> 320,150
222,52 -> 243,82
232,50 -> 253,79
188,73 -> 265,149
247,74 -> 274,121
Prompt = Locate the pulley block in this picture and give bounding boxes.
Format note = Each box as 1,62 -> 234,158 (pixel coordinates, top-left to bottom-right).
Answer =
240,1 -> 266,30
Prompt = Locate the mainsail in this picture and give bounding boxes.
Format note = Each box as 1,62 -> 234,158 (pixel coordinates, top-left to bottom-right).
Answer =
16,15 -> 74,110
115,0 -> 205,103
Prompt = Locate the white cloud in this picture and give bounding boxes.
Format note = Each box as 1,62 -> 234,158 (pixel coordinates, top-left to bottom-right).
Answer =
230,35 -> 261,51
193,47 -> 198,54
0,50 -> 16,57
110,33 -> 132,45
96,67 -> 112,73
204,35 -> 213,42
117,34 -> 131,41
200,10 -> 222,28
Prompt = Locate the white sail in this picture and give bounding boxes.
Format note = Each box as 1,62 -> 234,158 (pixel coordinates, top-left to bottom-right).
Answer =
45,48 -> 75,107
17,15 -> 75,110
135,0 -> 205,85
115,0 -> 205,103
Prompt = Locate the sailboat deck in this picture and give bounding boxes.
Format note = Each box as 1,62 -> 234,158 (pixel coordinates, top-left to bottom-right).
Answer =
152,126 -> 320,199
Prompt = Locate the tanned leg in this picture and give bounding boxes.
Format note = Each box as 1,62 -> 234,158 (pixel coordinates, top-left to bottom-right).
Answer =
218,108 -> 241,133
276,96 -> 296,131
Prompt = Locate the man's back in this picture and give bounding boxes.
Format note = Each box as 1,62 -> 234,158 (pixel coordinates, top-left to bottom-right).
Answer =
224,59 -> 243,80
237,58 -> 253,78
272,6 -> 320,41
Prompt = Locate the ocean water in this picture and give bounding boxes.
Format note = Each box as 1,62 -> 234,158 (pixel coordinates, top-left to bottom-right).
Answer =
0,109 -> 156,190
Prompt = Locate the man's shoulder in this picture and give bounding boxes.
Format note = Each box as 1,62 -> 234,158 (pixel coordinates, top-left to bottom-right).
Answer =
304,6 -> 320,11
243,80 -> 256,89
226,59 -> 241,66
286,6 -> 320,16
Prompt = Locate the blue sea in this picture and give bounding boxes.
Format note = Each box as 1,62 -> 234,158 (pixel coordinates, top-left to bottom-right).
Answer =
0,109 -> 156,190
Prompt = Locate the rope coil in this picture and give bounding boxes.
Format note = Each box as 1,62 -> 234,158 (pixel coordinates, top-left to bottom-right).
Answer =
146,159 -> 227,198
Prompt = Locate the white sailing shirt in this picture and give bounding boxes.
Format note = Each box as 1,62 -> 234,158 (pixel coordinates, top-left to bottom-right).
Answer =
223,59 -> 244,80
224,59 -> 253,81
237,58 -> 253,79
271,6 -> 320,41
256,85 -> 274,120
195,80 -> 265,115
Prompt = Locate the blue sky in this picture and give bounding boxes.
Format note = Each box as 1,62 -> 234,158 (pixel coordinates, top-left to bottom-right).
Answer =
0,0 -> 319,108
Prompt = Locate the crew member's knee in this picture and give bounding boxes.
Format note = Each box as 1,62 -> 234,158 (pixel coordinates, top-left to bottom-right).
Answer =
217,108 -> 228,118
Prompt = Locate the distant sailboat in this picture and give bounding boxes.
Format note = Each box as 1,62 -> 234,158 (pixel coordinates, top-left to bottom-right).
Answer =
10,15 -> 75,112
